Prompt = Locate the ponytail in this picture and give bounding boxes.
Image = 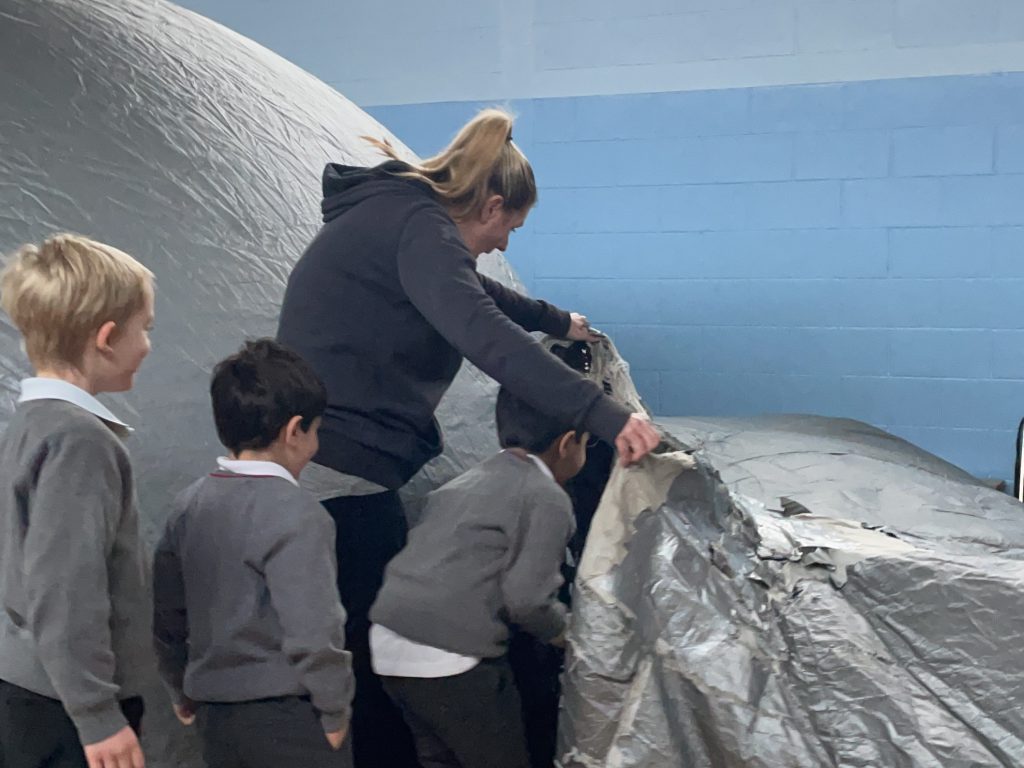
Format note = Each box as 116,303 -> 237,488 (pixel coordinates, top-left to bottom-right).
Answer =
364,108 -> 537,220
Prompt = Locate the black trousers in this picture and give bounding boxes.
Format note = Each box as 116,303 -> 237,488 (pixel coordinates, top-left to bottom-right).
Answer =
196,696 -> 352,768
382,658 -> 531,768
508,633 -> 564,768
0,679 -> 143,768
323,491 -> 420,768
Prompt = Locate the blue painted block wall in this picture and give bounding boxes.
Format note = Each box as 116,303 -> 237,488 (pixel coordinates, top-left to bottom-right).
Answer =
369,73 -> 1024,481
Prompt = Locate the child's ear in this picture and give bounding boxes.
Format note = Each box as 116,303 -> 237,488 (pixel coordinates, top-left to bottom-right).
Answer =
281,414 -> 304,444
557,431 -> 578,458
95,320 -> 118,352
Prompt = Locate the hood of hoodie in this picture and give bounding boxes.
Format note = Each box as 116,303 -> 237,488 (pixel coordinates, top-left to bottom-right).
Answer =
320,160 -> 432,223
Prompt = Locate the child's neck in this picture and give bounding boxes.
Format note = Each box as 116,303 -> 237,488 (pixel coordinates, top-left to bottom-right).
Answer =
233,447 -> 301,481
34,366 -> 99,396
504,446 -> 565,486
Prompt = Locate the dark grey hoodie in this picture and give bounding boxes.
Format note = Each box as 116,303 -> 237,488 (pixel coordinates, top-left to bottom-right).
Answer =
276,162 -> 631,489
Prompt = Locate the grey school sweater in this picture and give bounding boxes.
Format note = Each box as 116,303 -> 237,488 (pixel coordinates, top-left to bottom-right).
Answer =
0,399 -> 150,745
153,470 -> 353,732
370,451 -> 575,658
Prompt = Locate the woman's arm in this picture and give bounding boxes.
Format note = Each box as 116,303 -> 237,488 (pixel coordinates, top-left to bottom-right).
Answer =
396,206 -> 631,446
476,273 -> 570,336
478,275 -> 605,342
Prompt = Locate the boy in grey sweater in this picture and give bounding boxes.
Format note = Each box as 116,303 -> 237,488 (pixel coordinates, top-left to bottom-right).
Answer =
0,234 -> 155,768
152,339 -> 354,768
369,386 -> 587,768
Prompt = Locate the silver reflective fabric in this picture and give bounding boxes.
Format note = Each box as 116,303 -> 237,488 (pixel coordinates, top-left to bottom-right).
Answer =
0,1 -> 515,764
561,410 -> 1024,767
8,3 -> 1023,767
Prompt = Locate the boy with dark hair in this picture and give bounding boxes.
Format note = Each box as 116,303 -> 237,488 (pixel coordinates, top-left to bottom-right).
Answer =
368,386 -> 587,768
153,339 -> 354,768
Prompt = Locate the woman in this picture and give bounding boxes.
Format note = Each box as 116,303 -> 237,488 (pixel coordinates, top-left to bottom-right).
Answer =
277,108 -> 659,768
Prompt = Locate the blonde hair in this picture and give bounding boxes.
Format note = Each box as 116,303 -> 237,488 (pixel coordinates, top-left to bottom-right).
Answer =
1,233 -> 153,368
365,108 -> 537,220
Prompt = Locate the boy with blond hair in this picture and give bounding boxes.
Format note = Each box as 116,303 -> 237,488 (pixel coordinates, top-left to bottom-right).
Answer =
0,234 -> 155,768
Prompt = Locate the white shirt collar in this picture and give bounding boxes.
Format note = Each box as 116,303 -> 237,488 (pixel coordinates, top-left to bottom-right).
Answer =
18,377 -> 132,431
501,450 -> 555,483
216,457 -> 299,487
527,454 -> 555,483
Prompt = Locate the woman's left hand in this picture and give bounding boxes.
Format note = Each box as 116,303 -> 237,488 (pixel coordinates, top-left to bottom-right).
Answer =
567,313 -> 603,342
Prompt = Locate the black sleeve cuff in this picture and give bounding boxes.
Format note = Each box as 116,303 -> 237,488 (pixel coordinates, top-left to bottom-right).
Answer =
540,302 -> 572,337
583,395 -> 632,446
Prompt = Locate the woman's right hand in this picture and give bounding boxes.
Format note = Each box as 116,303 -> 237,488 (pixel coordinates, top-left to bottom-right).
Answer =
614,413 -> 660,467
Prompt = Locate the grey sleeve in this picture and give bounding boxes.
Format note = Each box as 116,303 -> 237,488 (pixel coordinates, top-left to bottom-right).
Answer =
152,505 -> 188,706
500,489 -> 574,643
477,273 -> 571,336
23,432 -> 129,744
395,205 -> 631,446
257,501 -> 354,733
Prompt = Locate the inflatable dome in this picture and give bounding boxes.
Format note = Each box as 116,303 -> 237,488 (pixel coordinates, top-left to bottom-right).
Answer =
0,0 -> 517,763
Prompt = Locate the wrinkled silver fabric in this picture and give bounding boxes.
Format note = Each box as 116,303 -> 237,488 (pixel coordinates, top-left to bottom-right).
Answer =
8,3 -> 1021,767
0,1 -> 519,764
561,412 -> 1024,767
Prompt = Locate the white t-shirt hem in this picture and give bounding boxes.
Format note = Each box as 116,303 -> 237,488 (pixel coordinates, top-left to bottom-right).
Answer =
370,623 -> 480,678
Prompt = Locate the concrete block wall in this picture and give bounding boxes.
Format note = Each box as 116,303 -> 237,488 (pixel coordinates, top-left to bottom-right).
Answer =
371,77 -> 1024,481
175,0 -> 1024,103
178,0 -> 1024,481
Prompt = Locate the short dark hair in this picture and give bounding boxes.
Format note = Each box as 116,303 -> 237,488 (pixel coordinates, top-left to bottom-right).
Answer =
210,338 -> 326,454
495,386 -> 578,453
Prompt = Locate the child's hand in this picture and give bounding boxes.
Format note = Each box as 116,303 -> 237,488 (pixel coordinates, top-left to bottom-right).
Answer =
325,725 -> 348,751
173,697 -> 196,726
84,725 -> 145,768
550,612 -> 571,648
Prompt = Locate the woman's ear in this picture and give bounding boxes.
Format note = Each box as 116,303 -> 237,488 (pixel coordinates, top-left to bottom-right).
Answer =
480,194 -> 505,223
